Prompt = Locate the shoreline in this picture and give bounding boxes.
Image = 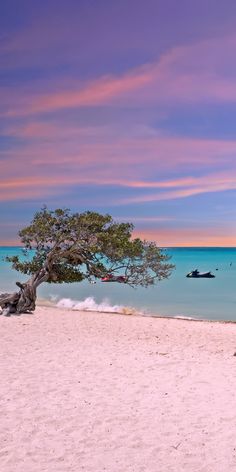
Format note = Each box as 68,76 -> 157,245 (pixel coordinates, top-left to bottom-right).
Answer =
37,298 -> 236,324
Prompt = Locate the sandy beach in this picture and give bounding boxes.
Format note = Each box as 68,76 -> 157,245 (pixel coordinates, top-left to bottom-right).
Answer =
1,307 -> 236,472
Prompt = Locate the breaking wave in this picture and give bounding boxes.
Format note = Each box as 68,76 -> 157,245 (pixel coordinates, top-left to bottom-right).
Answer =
56,296 -> 140,315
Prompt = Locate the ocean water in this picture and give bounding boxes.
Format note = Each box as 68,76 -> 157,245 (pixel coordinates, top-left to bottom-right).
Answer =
0,246 -> 235,321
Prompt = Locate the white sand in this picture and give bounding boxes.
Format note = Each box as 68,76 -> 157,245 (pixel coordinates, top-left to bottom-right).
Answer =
1,306 -> 236,472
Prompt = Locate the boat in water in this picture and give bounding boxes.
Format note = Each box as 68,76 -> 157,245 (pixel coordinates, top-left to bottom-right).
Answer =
101,274 -> 127,283
186,269 -> 215,278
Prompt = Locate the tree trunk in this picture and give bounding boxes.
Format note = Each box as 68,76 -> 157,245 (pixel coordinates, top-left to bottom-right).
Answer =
0,267 -> 49,316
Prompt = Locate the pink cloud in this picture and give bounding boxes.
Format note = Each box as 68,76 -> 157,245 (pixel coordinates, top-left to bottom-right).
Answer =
1,107 -> 236,205
119,173 -> 236,204
4,33 -> 236,118
133,228 -> 236,247
0,167 -> 235,204
7,69 -> 152,117
124,34 -> 236,105
2,119 -> 236,177
1,120 -> 235,204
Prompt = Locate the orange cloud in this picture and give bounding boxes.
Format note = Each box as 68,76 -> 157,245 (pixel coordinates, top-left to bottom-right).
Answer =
133,228 -> 236,247
0,239 -> 20,246
1,221 -> 235,247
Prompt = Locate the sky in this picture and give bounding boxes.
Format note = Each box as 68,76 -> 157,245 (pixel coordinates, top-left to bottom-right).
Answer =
0,0 -> 236,246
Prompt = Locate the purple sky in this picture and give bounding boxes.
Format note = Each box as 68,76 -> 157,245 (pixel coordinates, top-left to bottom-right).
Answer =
0,0 -> 236,246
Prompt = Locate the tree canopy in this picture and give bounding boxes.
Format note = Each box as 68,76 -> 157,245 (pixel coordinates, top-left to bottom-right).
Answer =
0,207 -> 174,315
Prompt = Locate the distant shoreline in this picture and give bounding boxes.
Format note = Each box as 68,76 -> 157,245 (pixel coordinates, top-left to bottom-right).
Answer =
0,245 -> 236,249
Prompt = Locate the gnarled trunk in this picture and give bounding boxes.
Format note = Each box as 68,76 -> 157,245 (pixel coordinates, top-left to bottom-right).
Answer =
0,267 -> 49,316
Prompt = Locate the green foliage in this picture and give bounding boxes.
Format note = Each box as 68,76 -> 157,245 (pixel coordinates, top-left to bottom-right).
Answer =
6,207 -> 175,287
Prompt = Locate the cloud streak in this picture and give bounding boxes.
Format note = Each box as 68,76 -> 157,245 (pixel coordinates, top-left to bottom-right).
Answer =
6,69 -> 152,117
119,174 -> 236,204
1,4 -> 236,247
133,228 -> 236,247
0,170 -> 235,204
2,119 -> 236,175
4,33 -> 236,118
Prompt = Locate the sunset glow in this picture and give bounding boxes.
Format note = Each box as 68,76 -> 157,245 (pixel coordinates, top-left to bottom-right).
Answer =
0,0 -> 236,246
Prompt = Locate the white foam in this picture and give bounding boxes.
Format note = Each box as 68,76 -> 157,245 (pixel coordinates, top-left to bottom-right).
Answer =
56,296 -> 139,315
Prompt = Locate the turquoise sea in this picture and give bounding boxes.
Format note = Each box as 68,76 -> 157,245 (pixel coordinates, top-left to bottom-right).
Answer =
0,247 -> 235,321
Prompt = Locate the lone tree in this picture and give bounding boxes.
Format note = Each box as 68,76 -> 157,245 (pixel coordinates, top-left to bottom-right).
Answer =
0,207 -> 174,315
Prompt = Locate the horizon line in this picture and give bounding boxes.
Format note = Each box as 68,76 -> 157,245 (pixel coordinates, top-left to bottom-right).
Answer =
0,244 -> 235,249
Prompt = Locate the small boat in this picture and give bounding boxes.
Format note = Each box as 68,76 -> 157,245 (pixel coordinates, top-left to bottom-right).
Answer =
101,274 -> 127,283
186,269 -> 215,278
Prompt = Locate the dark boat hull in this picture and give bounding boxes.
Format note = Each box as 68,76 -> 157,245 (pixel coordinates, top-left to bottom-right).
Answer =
186,272 -> 215,278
